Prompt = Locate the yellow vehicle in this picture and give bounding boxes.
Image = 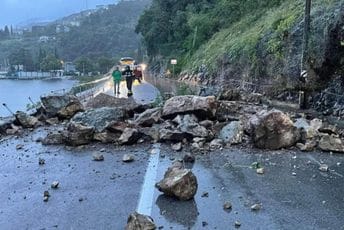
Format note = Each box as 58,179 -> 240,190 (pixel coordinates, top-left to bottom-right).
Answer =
119,57 -> 135,71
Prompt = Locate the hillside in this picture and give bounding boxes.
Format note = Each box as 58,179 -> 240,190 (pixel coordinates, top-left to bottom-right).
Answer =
0,0 -> 151,71
137,0 -> 344,97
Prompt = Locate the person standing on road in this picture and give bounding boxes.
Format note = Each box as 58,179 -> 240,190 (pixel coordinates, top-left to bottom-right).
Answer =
133,66 -> 143,84
122,65 -> 134,96
112,66 -> 122,95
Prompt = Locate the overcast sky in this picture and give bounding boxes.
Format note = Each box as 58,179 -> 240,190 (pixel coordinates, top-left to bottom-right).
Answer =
0,0 -> 117,28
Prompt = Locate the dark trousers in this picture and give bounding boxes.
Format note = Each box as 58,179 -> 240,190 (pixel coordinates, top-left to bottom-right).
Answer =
114,80 -> 120,94
126,77 -> 133,92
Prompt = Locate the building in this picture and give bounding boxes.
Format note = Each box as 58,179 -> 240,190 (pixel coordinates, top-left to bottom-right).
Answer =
63,62 -> 77,73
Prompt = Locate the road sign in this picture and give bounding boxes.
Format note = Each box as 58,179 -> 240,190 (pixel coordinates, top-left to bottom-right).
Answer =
171,59 -> 177,65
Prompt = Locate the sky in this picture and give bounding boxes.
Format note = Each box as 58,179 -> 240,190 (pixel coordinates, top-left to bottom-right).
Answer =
0,0 -> 117,28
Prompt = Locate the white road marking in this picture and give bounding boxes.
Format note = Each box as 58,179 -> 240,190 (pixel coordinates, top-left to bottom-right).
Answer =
136,144 -> 161,215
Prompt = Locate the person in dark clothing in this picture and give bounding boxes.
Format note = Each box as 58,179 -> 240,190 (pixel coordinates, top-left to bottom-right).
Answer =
133,66 -> 143,83
122,65 -> 134,96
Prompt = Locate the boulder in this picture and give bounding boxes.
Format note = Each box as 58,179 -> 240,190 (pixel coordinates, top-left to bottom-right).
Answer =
250,110 -> 300,150
215,101 -> 242,122
0,117 -> 15,134
156,163 -> 198,201
219,121 -> 244,145
42,132 -> 65,145
134,107 -> 162,127
174,114 -> 209,138
85,93 -> 146,117
162,95 -> 217,119
119,128 -> 141,145
71,107 -> 125,133
318,134 -> 344,153
45,117 -> 59,125
15,111 -> 39,128
41,94 -> 83,118
296,140 -> 317,152
6,124 -> 21,135
159,128 -> 186,142
171,142 -> 182,151
139,125 -> 160,142
125,212 -> 156,230
209,139 -> 224,150
64,122 -> 94,146
93,131 -> 119,143
294,118 -> 321,141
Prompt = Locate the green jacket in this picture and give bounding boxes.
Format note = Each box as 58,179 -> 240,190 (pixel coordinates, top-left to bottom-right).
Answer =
112,70 -> 122,81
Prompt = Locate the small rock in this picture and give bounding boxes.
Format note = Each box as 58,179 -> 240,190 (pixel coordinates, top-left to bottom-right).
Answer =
123,154 -> 134,163
79,197 -> 84,202
251,203 -> 261,211
125,212 -> 156,230
235,221 -> 241,228
38,158 -> 45,165
201,192 -> 209,198
202,221 -> 208,227
16,144 -> 24,150
43,191 -> 50,202
99,148 -> 106,152
223,201 -> 232,210
171,142 -> 182,151
183,153 -> 195,163
43,196 -> 49,202
92,152 -> 104,161
292,172 -> 297,176
51,181 -> 59,189
319,164 -> 329,172
256,168 -> 265,175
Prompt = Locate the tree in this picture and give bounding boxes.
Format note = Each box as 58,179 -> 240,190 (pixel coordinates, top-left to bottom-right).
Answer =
4,26 -> 10,39
9,48 -> 35,71
40,54 -> 62,71
75,57 -> 94,75
97,57 -> 114,74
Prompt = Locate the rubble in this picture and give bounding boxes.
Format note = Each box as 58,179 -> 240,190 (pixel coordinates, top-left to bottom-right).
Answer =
183,153 -> 195,163
51,181 -> 59,189
251,203 -> 262,211
156,162 -> 198,200
119,128 -> 141,145
223,201 -> 232,210
125,212 -> 156,230
256,168 -> 265,175
319,164 -> 329,172
92,152 -> 104,161
171,142 -> 182,151
122,154 -> 134,163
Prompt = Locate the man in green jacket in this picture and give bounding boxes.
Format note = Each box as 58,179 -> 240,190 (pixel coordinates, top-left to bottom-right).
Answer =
112,66 -> 122,95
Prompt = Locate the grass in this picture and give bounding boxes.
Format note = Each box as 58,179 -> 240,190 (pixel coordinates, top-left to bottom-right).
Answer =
185,0 -> 341,75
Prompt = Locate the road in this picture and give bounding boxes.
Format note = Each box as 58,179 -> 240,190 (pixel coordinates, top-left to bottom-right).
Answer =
0,80 -> 344,230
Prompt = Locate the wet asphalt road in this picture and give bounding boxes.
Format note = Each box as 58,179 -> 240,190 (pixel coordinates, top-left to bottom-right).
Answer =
0,80 -> 344,229
1,128 -> 344,230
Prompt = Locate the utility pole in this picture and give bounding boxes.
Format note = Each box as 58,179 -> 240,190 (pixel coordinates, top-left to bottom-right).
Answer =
299,0 -> 312,109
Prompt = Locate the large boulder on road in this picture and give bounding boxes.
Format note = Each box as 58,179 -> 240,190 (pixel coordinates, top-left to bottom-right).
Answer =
15,111 -> 39,128
219,121 -> 244,145
71,107 -> 125,133
173,114 -> 209,138
134,107 -> 162,127
40,94 -> 83,119
250,110 -> 300,150
156,162 -> 198,201
125,212 -> 156,230
162,95 -> 217,119
318,134 -> 344,153
119,128 -> 141,145
85,93 -> 147,117
0,117 -> 16,134
64,122 -> 94,146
